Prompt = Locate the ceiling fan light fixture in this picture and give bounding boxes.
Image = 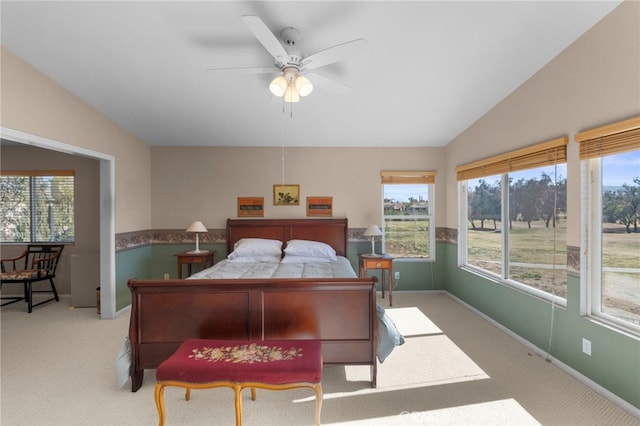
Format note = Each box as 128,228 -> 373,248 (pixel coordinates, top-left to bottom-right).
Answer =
269,75 -> 288,97
284,84 -> 300,103
295,75 -> 313,97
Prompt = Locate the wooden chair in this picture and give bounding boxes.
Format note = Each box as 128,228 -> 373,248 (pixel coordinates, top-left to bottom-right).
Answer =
1,244 -> 64,313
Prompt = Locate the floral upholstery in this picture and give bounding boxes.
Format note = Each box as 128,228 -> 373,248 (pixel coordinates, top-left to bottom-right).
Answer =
189,342 -> 304,364
0,269 -> 51,281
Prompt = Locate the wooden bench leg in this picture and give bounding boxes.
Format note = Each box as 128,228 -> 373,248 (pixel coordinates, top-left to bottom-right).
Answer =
233,383 -> 243,426
313,383 -> 323,426
153,383 -> 166,426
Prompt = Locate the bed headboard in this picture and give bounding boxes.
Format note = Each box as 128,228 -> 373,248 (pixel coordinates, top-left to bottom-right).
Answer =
226,218 -> 349,257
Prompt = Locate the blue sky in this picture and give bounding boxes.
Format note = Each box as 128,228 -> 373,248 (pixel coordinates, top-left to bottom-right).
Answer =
603,151 -> 640,186
384,184 -> 428,203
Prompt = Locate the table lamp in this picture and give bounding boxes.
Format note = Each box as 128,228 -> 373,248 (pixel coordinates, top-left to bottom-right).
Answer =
363,224 -> 383,256
186,221 -> 208,254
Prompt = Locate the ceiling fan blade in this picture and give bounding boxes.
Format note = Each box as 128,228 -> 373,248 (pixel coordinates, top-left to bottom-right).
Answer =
242,15 -> 289,67
206,66 -> 276,74
301,38 -> 368,70
306,73 -> 351,95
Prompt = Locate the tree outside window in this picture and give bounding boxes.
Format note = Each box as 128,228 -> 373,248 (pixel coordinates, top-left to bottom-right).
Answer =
0,172 -> 74,243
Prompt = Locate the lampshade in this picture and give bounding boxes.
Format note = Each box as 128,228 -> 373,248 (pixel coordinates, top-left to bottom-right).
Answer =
269,75 -> 288,97
186,221 -> 207,254
363,224 -> 382,237
284,84 -> 300,103
186,221 -> 207,233
269,67 -> 312,103
363,224 -> 382,255
295,75 -> 313,97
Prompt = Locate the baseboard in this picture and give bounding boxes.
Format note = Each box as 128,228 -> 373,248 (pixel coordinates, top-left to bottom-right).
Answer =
446,292 -> 640,420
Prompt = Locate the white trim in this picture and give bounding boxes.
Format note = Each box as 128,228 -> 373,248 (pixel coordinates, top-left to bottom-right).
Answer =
457,181 -> 468,266
381,182 -> 435,260
1,127 -> 117,319
448,292 -> 640,419
579,161 -> 590,316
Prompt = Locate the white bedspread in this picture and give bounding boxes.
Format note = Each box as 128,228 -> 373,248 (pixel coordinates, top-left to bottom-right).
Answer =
188,256 -> 357,279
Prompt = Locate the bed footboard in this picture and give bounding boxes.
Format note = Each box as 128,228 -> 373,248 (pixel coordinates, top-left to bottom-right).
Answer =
128,277 -> 378,391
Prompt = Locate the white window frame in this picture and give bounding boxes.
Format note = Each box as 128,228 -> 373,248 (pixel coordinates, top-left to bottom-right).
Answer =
582,157 -> 640,336
381,181 -> 435,261
458,176 -> 567,306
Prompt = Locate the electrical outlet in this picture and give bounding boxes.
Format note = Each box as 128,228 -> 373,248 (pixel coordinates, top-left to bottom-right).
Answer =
582,338 -> 592,356
163,273 -> 170,280
394,271 -> 400,280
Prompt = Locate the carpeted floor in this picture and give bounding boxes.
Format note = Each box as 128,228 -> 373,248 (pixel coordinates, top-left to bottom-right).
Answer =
1,291 -> 638,425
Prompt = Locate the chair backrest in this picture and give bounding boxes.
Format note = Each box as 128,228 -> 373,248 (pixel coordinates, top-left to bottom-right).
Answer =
25,245 -> 65,276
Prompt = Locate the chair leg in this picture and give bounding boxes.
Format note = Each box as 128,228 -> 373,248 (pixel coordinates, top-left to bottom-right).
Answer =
29,278 -> 60,311
26,282 -> 32,313
49,278 -> 60,301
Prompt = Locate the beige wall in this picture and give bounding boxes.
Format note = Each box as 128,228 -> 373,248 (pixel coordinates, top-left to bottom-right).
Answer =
444,0 -> 640,245
1,46 -> 152,233
151,146 -> 446,229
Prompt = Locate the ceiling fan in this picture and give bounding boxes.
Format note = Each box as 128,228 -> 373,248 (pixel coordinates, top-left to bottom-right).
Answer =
207,15 -> 368,103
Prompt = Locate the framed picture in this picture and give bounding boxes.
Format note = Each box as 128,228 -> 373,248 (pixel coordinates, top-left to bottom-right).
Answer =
307,196 -> 333,217
237,197 -> 264,217
273,184 -> 300,206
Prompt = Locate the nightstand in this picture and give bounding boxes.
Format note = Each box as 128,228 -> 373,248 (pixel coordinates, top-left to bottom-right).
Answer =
175,250 -> 215,279
358,254 -> 393,306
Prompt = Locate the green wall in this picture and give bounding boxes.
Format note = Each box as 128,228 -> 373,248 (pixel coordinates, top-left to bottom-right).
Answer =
441,242 -> 640,409
149,243 -> 227,279
115,245 -> 151,311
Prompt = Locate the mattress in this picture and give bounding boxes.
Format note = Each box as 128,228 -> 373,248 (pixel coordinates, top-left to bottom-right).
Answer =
188,256 -> 357,279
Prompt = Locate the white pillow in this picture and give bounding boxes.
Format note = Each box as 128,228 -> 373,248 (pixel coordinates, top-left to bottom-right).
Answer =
228,238 -> 282,259
227,255 -> 282,263
281,255 -> 333,264
284,239 -> 337,261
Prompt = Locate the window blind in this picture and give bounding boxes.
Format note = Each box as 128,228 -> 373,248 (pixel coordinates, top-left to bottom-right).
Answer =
576,116 -> 640,160
380,171 -> 436,184
456,136 -> 568,181
0,170 -> 75,243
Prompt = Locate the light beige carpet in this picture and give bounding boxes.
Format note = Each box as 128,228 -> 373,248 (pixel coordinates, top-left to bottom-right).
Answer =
342,337 -> 488,391
1,292 -> 638,425
385,306 -> 442,336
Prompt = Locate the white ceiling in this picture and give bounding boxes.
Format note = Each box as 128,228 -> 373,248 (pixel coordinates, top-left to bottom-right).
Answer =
1,1 -> 622,148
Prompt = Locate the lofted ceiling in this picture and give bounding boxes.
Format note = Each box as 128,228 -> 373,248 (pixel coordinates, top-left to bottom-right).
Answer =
1,1 -> 622,148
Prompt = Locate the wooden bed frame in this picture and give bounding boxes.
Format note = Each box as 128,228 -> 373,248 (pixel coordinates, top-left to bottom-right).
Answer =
128,218 -> 378,392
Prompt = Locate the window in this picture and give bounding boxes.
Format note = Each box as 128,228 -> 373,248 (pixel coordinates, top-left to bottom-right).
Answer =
457,138 -> 568,301
381,171 -> 435,259
577,117 -> 640,332
0,171 -> 75,243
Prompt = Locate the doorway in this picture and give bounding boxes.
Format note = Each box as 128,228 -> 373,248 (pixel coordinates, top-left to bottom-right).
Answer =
1,127 -> 117,319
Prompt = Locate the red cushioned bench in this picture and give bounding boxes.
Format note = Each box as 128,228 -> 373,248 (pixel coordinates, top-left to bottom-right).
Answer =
154,339 -> 323,426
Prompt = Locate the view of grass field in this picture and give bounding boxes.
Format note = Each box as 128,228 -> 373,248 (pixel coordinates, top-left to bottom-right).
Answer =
468,221 -> 568,298
383,219 -> 429,259
602,225 -> 640,324
468,221 -> 639,325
